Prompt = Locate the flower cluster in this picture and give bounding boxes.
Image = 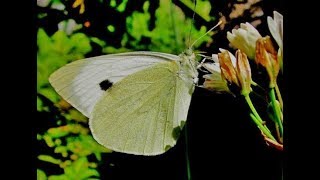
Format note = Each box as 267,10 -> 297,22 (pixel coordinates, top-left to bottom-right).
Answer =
202,11 -> 283,151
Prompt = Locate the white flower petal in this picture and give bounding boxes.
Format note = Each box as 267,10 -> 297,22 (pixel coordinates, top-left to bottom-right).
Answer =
227,22 -> 261,59
212,54 -> 219,63
203,63 -> 221,73
267,11 -> 283,50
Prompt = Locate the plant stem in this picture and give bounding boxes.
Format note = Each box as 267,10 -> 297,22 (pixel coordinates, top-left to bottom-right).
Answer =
275,84 -> 283,112
269,88 -> 283,136
274,122 -> 282,143
184,124 -> 192,180
245,95 -> 276,141
267,112 -> 282,143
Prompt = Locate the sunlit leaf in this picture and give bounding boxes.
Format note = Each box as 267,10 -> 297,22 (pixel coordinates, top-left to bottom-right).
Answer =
90,37 -> 106,47
48,174 -> 68,180
70,33 -> 92,54
66,134 -> 111,157
47,126 -> 70,138
117,0 -> 128,12
37,96 -> 44,111
64,157 -> 99,179
180,0 -> 212,22
38,155 -> 62,165
125,0 -> 212,54
37,169 -> 47,180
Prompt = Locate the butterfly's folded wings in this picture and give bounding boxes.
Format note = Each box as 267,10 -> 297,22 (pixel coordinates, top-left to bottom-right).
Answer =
49,52 -> 179,117
90,61 -> 194,155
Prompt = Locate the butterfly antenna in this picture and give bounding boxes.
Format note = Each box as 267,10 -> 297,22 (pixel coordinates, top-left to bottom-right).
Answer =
187,0 -> 197,48
190,20 -> 222,49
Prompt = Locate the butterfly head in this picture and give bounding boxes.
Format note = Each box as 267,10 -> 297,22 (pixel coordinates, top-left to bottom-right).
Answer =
184,47 -> 194,57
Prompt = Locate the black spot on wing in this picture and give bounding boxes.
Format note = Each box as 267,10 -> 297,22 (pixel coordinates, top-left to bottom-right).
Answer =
99,79 -> 113,91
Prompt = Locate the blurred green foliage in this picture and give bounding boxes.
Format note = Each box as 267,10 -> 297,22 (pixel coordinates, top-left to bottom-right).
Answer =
37,0 -> 214,179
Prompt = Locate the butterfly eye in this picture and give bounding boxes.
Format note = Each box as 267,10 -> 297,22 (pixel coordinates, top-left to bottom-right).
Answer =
185,48 -> 193,56
193,77 -> 199,85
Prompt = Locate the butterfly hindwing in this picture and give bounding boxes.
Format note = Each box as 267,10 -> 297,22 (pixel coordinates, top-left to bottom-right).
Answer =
49,52 -> 179,117
89,60 -> 194,155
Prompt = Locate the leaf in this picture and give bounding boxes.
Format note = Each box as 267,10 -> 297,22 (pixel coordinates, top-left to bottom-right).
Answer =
47,126 -> 70,138
38,155 -> 62,165
48,174 -> 68,180
66,134 -> 111,157
37,169 -> 47,180
180,0 -> 212,22
126,3 -> 151,43
37,96 -> 44,111
70,33 -> 92,54
116,0 -> 129,12
90,37 -> 106,47
37,29 -> 52,54
51,31 -> 73,54
63,157 -> 99,179
125,0 -> 212,54
66,109 -> 88,123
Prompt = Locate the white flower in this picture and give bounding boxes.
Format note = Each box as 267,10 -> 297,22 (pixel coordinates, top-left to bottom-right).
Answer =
227,23 -> 262,59
203,63 -> 230,93
267,11 -> 283,51
267,11 -> 283,71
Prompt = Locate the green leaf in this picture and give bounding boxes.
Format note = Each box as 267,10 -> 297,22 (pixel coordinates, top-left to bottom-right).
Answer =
110,0 -> 116,7
117,0 -> 128,12
180,0 -> 212,22
37,28 -> 53,55
103,46 -> 131,54
64,157 -> 99,179
48,174 -> 68,180
47,126 -> 70,138
38,155 -> 62,165
37,96 -> 43,111
70,33 -> 92,54
66,109 -> 88,123
125,0 -> 212,54
90,37 -> 106,47
51,30 -> 73,54
66,134 -> 111,157
126,7 -> 151,43
37,169 -> 47,180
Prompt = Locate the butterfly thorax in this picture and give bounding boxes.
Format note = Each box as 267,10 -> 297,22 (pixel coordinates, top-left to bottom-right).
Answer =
178,48 -> 199,85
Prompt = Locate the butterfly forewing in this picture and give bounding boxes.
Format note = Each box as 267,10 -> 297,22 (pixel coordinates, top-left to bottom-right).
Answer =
49,52 -> 179,117
89,60 -> 194,155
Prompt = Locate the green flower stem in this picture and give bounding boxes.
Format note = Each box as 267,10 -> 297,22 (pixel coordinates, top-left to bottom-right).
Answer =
267,111 -> 282,142
245,95 -> 276,141
184,124 -> 192,180
274,122 -> 282,143
269,88 -> 283,136
275,84 -> 283,112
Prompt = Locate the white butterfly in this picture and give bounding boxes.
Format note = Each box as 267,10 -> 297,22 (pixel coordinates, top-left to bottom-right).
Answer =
49,22 -> 221,156
49,49 -> 198,155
